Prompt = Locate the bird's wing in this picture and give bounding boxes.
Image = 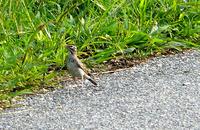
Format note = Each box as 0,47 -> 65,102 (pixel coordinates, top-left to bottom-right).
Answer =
74,56 -> 95,79
74,57 -> 89,73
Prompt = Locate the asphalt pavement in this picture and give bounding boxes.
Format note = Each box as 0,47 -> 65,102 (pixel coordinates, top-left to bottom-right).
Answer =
1,50 -> 200,130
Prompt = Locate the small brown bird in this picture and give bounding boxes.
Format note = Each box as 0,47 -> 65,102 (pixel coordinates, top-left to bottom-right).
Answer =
66,45 -> 97,86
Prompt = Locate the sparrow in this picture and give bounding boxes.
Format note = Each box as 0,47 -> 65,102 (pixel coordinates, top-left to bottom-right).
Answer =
66,45 -> 97,86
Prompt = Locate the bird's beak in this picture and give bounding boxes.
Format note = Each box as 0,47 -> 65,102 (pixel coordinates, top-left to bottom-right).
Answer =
66,45 -> 72,51
66,45 -> 70,49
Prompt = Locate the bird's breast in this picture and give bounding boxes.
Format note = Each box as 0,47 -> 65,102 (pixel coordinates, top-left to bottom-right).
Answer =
67,59 -> 84,77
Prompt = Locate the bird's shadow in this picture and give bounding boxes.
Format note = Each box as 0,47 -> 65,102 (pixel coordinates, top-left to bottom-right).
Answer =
59,80 -> 105,98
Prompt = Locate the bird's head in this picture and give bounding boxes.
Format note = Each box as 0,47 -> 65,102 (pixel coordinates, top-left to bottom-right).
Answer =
66,45 -> 77,55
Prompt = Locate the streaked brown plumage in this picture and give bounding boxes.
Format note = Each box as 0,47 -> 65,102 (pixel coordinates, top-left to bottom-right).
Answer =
66,45 -> 97,86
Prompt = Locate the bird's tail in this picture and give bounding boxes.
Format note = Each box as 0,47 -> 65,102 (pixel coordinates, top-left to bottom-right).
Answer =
84,74 -> 97,86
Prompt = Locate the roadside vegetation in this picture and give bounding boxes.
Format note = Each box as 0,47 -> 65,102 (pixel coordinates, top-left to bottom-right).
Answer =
0,0 -> 199,108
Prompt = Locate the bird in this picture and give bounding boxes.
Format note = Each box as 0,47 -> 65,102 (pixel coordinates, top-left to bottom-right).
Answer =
66,45 -> 97,87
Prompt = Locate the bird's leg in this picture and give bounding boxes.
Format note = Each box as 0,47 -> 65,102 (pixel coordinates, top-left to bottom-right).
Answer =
81,75 -> 84,87
73,77 -> 78,86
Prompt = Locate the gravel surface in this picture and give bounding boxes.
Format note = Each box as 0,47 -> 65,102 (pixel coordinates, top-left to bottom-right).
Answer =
1,50 -> 200,130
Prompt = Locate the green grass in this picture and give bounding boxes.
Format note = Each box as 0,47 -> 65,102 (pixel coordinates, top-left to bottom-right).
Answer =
0,0 -> 199,108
